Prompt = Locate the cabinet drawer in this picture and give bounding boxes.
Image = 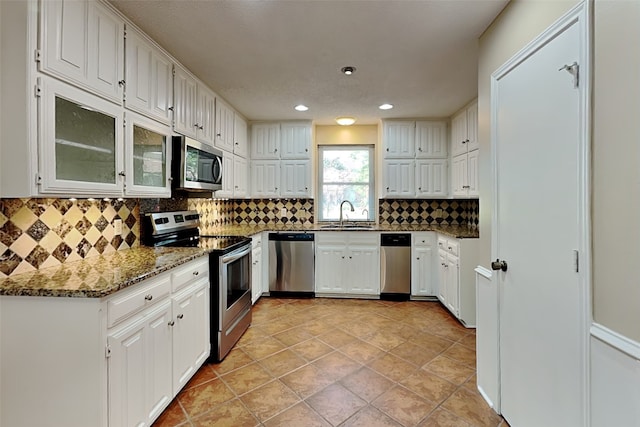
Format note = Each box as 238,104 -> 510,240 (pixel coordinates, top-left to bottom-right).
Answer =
107,274 -> 172,328
348,232 -> 379,246
413,232 -> 435,247
172,258 -> 209,293
446,240 -> 459,256
316,232 -> 345,246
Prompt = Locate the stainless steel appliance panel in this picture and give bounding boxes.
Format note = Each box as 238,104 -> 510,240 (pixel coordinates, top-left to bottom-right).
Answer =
380,233 -> 411,297
268,233 -> 315,294
172,136 -> 223,192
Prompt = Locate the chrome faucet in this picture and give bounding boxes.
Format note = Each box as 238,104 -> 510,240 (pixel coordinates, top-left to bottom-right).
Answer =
339,200 -> 355,227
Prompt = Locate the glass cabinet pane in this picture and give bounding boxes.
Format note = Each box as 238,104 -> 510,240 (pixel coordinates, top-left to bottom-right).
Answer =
132,125 -> 166,187
55,96 -> 117,184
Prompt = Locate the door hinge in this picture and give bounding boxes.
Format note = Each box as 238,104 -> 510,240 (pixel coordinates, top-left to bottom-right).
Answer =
105,345 -> 111,358
34,49 -> 41,63
573,250 -> 579,273
559,62 -> 579,89
35,174 -> 41,186
34,79 -> 42,98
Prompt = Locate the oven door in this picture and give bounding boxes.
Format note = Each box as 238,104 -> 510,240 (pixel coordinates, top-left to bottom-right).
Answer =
219,243 -> 252,330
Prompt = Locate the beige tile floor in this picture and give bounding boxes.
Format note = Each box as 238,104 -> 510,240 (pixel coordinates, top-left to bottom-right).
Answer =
153,297 -> 508,427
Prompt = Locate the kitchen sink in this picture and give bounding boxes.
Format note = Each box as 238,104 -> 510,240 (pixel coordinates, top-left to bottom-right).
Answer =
318,224 -> 375,230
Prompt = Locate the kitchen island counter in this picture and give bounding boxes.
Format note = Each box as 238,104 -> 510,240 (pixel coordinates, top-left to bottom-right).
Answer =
0,246 -> 207,298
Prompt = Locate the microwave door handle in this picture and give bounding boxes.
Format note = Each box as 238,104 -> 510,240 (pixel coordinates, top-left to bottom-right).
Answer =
213,156 -> 223,183
221,245 -> 251,264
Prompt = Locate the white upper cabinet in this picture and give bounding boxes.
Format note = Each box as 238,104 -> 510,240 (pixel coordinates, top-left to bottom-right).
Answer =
280,160 -> 311,198
215,98 -> 235,153
382,159 -> 415,198
251,160 -> 280,197
233,115 -> 248,158
123,111 -> 172,197
39,0 -> 124,104
173,64 -> 198,139
233,155 -> 249,198
38,77 -> 124,196
280,122 -> 312,159
197,86 -> 216,145
451,100 -> 478,156
251,123 -> 281,159
415,121 -> 448,158
383,121 -> 415,158
124,25 -> 173,125
416,159 -> 448,197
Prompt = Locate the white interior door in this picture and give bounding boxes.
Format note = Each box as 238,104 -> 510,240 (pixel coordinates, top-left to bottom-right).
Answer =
492,8 -> 587,427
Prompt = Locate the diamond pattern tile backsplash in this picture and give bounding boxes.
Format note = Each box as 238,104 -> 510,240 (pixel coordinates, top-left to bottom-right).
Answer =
379,199 -> 479,226
0,196 -> 478,278
0,198 -> 140,278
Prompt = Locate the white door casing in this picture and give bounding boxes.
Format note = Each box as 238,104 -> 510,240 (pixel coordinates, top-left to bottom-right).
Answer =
491,4 -> 590,426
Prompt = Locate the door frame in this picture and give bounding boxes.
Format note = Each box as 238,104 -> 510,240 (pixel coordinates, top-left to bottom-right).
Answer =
490,1 -> 592,424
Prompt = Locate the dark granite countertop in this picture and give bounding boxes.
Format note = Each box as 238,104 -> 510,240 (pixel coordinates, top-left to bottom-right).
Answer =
210,223 -> 479,239
0,246 -> 208,298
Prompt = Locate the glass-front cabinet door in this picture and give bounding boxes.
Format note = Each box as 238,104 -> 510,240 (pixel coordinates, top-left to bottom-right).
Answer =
124,111 -> 171,196
38,77 -> 124,195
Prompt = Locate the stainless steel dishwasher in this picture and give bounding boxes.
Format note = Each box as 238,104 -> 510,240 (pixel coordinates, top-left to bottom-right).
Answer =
380,233 -> 411,300
268,232 -> 315,297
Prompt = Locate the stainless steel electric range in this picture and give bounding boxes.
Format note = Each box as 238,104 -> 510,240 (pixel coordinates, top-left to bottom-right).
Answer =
142,210 -> 252,363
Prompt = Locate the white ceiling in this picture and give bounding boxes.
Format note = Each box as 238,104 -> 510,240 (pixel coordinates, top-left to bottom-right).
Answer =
108,0 -> 508,125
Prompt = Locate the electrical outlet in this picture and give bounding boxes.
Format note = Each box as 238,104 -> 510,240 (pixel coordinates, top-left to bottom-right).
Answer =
280,208 -> 287,217
114,219 -> 123,236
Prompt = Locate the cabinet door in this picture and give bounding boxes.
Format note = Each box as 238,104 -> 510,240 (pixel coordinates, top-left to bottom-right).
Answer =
437,250 -> 447,305
40,0 -> 124,104
383,159 -> 414,198
251,160 -> 280,197
416,159 -> 448,197
451,154 -> 468,197
38,77 -> 124,195
108,299 -> 172,427
346,245 -> 380,295
280,160 -> 311,198
446,253 -> 460,316
251,246 -> 262,304
124,27 -> 173,124
315,245 -> 346,293
215,152 -> 234,198
383,121 -> 415,158
172,279 -> 209,395
234,115 -> 249,158
173,65 -> 198,138
233,155 -> 248,198
124,111 -> 171,197
197,86 -> 216,145
251,123 -> 281,159
415,121 -> 448,158
467,149 -> 479,197
451,110 -> 468,157
465,101 -> 479,152
215,99 -> 235,152
280,122 -> 311,159
412,245 -> 434,296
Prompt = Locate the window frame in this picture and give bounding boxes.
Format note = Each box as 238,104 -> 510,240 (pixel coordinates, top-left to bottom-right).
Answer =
317,144 -> 375,222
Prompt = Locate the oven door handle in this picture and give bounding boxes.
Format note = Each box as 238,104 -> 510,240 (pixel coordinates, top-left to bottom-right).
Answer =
221,245 -> 252,264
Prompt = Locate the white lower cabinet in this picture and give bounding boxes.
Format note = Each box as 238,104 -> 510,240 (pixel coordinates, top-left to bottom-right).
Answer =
411,232 -> 436,297
251,234 -> 263,304
315,232 -> 379,296
108,298 -> 173,427
0,257 -> 210,427
436,235 -> 479,327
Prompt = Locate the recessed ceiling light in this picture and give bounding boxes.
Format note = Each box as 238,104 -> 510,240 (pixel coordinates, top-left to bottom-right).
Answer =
294,104 -> 309,112
379,103 -> 394,110
336,117 -> 356,126
341,66 -> 356,75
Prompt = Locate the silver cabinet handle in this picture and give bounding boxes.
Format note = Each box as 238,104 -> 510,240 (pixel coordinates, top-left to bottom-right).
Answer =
177,314 -> 184,319
144,294 -> 153,301
168,320 -> 175,326
193,271 -> 199,276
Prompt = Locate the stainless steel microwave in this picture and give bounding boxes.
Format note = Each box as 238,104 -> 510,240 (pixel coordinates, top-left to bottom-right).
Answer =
172,136 -> 223,192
